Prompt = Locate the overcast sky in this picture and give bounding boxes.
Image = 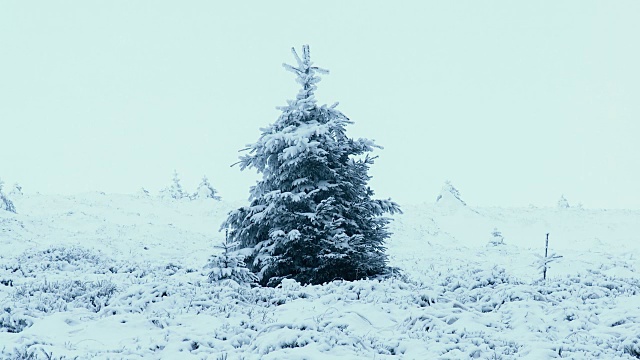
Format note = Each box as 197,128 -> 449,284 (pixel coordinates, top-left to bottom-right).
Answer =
1,1 -> 639,208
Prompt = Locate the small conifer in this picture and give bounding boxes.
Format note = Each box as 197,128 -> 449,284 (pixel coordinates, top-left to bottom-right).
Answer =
205,230 -> 256,284
0,179 -> 16,213
192,176 -> 221,200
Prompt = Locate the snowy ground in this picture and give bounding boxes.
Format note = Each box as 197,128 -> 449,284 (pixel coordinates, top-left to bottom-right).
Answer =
1,193 -> 640,359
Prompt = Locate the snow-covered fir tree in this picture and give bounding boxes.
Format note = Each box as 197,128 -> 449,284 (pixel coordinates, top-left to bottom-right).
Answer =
0,179 -> 16,213
192,176 -> 221,200
223,45 -> 401,287
557,195 -> 570,209
489,227 -> 505,246
436,180 -> 466,206
205,231 -> 256,284
9,183 -> 23,197
159,170 -> 187,200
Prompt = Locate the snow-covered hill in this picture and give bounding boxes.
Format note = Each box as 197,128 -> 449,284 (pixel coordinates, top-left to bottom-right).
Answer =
1,194 -> 639,359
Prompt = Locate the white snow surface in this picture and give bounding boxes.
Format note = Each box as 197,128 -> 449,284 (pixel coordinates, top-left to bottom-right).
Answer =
1,193 -> 640,359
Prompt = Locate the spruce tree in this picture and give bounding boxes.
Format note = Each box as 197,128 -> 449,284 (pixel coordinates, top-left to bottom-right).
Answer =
205,230 -> 256,284
436,180 -> 466,205
222,45 -> 401,287
192,176 -> 221,200
160,170 -> 187,200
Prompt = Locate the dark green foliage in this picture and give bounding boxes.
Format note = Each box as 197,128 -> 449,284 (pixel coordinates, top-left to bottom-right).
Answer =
223,45 -> 400,286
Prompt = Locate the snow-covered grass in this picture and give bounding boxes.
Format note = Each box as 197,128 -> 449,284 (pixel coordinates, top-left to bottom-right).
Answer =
1,193 -> 639,359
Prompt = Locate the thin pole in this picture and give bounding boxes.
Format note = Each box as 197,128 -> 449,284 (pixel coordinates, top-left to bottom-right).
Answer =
544,233 -> 549,280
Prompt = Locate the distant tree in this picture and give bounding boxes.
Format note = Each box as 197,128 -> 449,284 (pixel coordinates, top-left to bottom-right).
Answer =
9,183 -> 23,197
205,230 -> 256,284
223,45 -> 401,287
488,227 -> 505,246
138,187 -> 150,197
557,195 -> 570,209
192,176 -> 221,200
0,179 -> 16,213
436,180 -> 466,205
160,170 -> 187,200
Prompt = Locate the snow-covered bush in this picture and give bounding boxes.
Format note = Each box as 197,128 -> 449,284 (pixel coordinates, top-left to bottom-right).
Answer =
1,343 -> 76,360
159,170 -> 188,200
100,281 -> 170,315
3,345 -> 39,360
192,176 -> 221,200
0,178 -> 16,213
0,307 -> 34,333
205,235 -> 256,285
7,246 -> 150,280
223,45 -> 400,286
14,279 -> 118,313
621,335 -> 640,358
12,246 -> 114,275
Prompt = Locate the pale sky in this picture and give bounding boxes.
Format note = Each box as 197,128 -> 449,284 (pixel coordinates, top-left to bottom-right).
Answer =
1,1 -> 639,208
